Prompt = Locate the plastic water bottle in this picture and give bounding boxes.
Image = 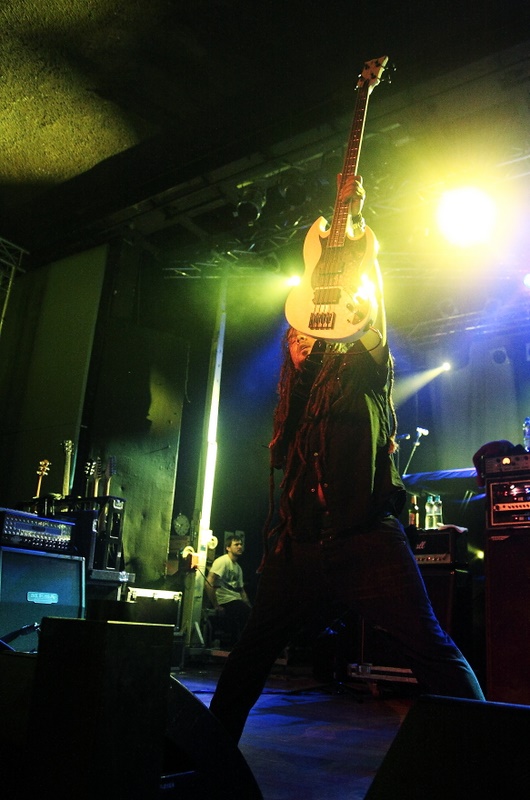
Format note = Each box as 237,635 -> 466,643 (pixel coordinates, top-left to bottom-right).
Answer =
523,417 -> 530,452
424,495 -> 435,529
433,495 -> 444,527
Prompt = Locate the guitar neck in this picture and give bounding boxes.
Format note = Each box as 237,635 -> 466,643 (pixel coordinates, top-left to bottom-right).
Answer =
93,458 -> 103,497
62,455 -> 72,496
62,440 -> 74,497
328,80 -> 370,247
104,456 -> 116,497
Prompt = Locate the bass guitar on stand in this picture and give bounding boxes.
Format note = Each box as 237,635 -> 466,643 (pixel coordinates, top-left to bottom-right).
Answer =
285,56 -> 388,342
34,459 -> 51,499
61,439 -> 74,498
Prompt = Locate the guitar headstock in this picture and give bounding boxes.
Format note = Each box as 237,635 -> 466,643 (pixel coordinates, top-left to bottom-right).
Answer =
105,456 -> 117,479
85,459 -> 96,477
357,56 -> 389,93
36,459 -> 51,476
62,439 -> 74,455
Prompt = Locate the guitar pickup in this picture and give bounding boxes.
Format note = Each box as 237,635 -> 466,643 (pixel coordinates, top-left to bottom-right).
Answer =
312,287 -> 342,305
309,311 -> 336,330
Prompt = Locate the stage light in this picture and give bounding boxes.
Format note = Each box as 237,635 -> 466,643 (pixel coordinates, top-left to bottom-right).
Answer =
279,178 -> 308,208
441,361 -> 451,371
492,348 -> 507,365
469,546 -> 484,562
437,187 -> 497,246
234,187 -> 266,226
285,274 -> 301,287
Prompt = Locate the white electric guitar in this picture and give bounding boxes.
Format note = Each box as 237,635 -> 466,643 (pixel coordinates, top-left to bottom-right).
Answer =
285,56 -> 388,341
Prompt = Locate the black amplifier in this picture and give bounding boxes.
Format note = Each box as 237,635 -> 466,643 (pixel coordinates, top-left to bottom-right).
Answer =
487,478 -> 530,527
407,525 -> 468,566
0,507 -> 74,553
484,453 -> 530,478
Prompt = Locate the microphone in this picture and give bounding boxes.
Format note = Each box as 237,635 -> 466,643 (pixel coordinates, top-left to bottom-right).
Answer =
416,427 -> 429,436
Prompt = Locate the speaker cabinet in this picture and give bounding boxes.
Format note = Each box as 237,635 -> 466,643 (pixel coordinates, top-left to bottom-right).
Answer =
2,618 -> 262,799
163,676 -> 263,798
359,567 -> 473,668
486,528 -> 530,703
365,694 -> 530,799
10,617 -> 175,799
0,547 -> 85,651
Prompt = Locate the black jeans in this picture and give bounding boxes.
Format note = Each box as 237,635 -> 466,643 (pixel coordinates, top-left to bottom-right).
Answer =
218,599 -> 251,645
209,516 -> 485,742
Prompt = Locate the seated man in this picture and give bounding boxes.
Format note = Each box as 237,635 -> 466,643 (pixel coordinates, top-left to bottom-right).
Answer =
205,535 -> 252,646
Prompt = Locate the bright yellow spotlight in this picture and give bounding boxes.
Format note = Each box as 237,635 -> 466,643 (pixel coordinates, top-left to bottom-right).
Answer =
469,546 -> 485,561
285,274 -> 301,287
441,361 -> 451,371
437,187 -> 497,246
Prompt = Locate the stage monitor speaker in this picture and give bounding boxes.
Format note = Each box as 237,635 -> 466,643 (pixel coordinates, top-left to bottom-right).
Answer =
486,528 -> 530,703
4,618 -> 262,799
25,617 -> 175,799
365,694 -> 530,799
0,547 -> 85,651
162,675 -> 263,798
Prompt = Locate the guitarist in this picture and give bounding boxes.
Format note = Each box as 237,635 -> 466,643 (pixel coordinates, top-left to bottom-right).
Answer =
210,175 -> 485,746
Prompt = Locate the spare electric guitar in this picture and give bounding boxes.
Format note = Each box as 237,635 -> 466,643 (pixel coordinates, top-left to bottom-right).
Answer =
35,459 -> 51,498
61,439 -> 74,497
104,456 -> 116,496
285,56 -> 388,341
84,459 -> 96,496
93,457 -> 103,498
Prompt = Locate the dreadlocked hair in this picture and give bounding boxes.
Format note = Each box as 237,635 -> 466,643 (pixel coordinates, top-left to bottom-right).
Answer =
261,329 -> 399,562
268,328 -> 303,458
269,329 -> 399,462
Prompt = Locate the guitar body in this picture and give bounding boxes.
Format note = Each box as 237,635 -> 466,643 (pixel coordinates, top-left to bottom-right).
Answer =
285,216 -> 379,342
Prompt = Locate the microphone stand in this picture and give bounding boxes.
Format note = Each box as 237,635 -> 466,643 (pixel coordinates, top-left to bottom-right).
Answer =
394,434 -> 410,475
402,429 -> 427,476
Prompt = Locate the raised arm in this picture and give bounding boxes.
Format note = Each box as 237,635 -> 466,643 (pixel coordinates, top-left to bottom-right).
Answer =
339,173 -> 387,362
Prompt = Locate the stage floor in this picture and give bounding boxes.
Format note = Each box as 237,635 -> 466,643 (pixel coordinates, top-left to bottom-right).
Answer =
173,653 -> 415,800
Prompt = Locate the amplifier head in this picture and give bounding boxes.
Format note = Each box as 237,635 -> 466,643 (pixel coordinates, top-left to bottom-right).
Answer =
487,478 -> 530,527
484,453 -> 530,478
407,525 -> 468,566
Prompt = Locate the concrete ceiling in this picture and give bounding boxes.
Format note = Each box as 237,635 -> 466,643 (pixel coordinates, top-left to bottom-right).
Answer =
1,0 -> 530,341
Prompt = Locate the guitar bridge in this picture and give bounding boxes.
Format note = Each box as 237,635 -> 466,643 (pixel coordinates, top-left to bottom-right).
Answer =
309,311 -> 336,331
